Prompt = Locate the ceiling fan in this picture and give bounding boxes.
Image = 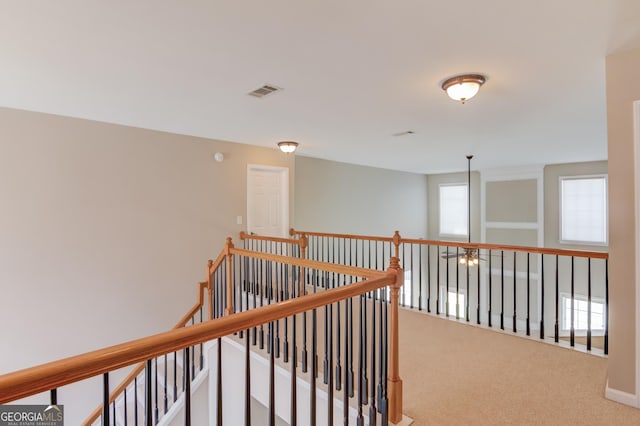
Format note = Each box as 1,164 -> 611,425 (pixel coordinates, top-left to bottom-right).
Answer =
441,155 -> 481,266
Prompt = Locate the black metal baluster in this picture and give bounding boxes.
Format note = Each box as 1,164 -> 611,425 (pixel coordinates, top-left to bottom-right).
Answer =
377,288 -> 384,414
336,288 -> 342,391
113,402 -> 116,426
540,255 -> 545,340
163,353 -> 168,415
587,257 -> 591,351
245,325 -> 251,426
217,337 -> 222,426
488,249 -> 493,328
102,373 -> 110,426
427,245 -> 431,313
526,253 -> 531,336
500,250 -> 505,330
327,300 -> 334,426
476,249 -> 481,325
284,263 -> 290,363
570,256 -> 575,347
513,252 -> 517,333
323,279 -> 329,385
343,297 -> 349,425
200,308 -> 204,371
173,352 -> 177,403
291,308 -> 298,426
446,248 -> 450,317
269,322 -> 276,426
369,290 -> 377,426
154,358 -> 159,424
135,377 -> 139,426
605,259 -> 609,355
50,388 -> 57,405
276,261 -> 282,359
259,257 -> 265,350
362,291 -> 368,402
184,347 -> 191,426
411,244 -> 415,309
302,265 -> 309,372
466,247 -> 470,322
436,245 -> 440,315
456,246 -> 460,319
555,255 -> 559,343
418,244 -> 423,311
356,295 -> 364,426
348,297 -> 354,398
252,257 -> 258,346
311,306 -> 317,425
401,244 -> 406,307
145,360 -> 152,426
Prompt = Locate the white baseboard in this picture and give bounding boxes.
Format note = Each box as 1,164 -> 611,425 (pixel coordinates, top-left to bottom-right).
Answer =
605,380 -> 640,408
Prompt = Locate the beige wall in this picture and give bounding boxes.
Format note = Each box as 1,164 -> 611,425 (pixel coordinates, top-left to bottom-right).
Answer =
544,161 -> 608,251
294,156 -> 428,238
0,107 -> 294,423
606,47 -> 640,395
427,171 -> 481,241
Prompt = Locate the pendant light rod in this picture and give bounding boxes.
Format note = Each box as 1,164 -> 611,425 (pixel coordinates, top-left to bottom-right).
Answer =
467,155 -> 473,244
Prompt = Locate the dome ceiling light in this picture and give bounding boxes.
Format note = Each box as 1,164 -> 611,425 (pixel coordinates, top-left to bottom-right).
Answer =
441,74 -> 486,104
278,141 -> 299,154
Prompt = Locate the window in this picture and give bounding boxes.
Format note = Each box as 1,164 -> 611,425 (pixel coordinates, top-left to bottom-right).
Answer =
439,184 -> 468,236
560,176 -> 607,244
561,295 -> 605,332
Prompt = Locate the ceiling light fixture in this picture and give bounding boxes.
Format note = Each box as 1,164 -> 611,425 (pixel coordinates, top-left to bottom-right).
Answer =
441,74 -> 486,104
278,141 -> 299,154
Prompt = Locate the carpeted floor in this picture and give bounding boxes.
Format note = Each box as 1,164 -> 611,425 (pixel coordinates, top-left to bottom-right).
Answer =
399,308 -> 640,425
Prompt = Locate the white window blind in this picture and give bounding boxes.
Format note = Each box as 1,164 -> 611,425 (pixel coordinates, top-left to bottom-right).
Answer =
440,184 -> 468,236
560,176 -> 607,244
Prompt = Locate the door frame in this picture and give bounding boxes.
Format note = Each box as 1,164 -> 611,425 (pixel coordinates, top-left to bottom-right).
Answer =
246,164 -> 290,238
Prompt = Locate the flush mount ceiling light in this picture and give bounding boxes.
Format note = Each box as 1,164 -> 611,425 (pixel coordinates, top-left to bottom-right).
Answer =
278,141 -> 299,154
441,74 -> 486,104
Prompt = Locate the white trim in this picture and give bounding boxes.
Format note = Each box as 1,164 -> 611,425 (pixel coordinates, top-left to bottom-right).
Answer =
605,380 -> 640,408
485,221 -> 539,230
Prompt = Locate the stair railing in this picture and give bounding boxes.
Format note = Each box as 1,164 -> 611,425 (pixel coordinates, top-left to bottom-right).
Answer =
0,239 -> 406,425
290,228 -> 609,355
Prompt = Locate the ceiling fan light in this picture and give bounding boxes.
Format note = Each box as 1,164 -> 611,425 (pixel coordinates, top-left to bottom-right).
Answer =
278,141 -> 299,153
442,74 -> 486,103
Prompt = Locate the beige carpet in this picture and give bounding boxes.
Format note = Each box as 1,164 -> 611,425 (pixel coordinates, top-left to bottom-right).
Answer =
399,308 -> 640,425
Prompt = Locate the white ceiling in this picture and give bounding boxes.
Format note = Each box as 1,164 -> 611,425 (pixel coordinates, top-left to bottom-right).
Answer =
1,1 -> 640,174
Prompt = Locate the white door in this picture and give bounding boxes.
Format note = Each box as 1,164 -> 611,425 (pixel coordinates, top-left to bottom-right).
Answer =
247,165 -> 289,237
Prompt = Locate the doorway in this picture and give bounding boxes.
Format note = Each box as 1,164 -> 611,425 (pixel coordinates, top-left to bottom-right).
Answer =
247,165 -> 289,238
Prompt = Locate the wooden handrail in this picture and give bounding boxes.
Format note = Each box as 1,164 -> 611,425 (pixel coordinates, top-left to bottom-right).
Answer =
83,281 -> 208,425
290,228 -> 608,260
290,228 -> 394,243
239,231 -> 303,246
229,247 -> 384,279
0,271 -> 397,404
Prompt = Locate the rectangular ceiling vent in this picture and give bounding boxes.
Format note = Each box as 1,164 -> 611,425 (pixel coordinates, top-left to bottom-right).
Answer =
248,84 -> 281,98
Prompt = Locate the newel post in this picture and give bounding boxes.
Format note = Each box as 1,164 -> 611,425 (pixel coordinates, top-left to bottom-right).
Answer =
207,259 -> 214,320
392,230 -> 401,259
387,256 -> 404,424
225,237 -> 234,316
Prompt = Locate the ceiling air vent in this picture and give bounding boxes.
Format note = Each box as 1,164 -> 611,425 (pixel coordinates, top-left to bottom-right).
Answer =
248,84 -> 282,98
